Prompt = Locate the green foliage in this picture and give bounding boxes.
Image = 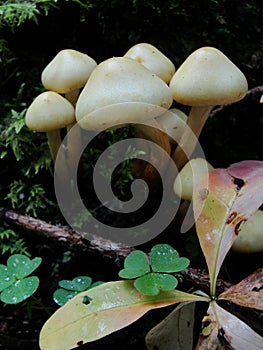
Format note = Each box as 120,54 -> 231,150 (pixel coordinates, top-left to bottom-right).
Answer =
0,254 -> 42,304
0,226 -> 29,256
0,84 -> 51,175
5,180 -> 53,217
53,276 -> 104,306
0,39 -> 16,65
0,83 -> 55,218
0,0 -> 58,30
119,244 -> 190,295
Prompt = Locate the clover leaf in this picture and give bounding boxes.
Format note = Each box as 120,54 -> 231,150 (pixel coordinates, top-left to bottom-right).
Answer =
59,276 -> 92,292
0,254 -> 42,304
53,276 -> 104,306
118,244 -> 190,295
134,273 -> 178,296
118,250 -> 150,279
0,276 -> 40,304
150,244 -> 190,273
7,254 -> 41,279
0,265 -> 15,292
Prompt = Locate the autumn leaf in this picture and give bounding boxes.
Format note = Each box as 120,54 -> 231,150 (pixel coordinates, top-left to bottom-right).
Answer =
39,281 -> 209,350
195,301 -> 263,350
193,160 -> 263,295
219,267 -> 263,311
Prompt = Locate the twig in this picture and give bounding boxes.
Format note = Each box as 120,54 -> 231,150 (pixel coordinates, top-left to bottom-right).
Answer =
1,207 -> 232,293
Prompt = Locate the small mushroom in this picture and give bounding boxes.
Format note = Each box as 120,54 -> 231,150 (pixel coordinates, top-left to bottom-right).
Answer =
124,43 -> 176,184
232,209 -> 263,253
41,49 -> 97,169
75,56 -> 173,185
169,47 -> 248,170
173,157 -> 214,201
41,49 -> 97,105
25,91 -> 75,163
75,56 -> 173,130
124,43 -> 175,83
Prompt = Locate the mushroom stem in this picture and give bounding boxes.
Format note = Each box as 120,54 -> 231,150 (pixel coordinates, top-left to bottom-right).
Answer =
65,89 -> 80,106
64,122 -> 82,173
64,89 -> 82,175
46,130 -> 63,163
132,119 -> 171,186
172,105 -> 213,171
46,130 -> 73,184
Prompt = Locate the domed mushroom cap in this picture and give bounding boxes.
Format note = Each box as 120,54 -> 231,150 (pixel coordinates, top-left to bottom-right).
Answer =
41,49 -> 97,94
173,157 -> 214,201
169,47 -> 248,106
25,91 -> 75,132
232,210 -> 263,253
124,43 -> 175,83
75,57 -> 173,130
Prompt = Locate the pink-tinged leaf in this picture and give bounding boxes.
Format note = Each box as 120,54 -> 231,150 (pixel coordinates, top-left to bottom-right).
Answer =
39,281 -> 209,350
193,160 -> 263,295
219,268 -> 263,311
195,301 -> 263,350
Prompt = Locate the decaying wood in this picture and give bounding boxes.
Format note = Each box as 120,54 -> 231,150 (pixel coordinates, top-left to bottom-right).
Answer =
0,207 -> 133,260
1,207 -> 232,294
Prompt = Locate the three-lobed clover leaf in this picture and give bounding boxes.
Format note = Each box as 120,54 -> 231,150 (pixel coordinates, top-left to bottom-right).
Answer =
0,254 -> 42,304
150,244 -> 190,273
118,244 -> 190,296
53,276 -> 104,306
118,251 -> 150,279
134,273 -> 178,296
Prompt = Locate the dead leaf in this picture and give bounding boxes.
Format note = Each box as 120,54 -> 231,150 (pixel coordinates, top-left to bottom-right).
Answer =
195,301 -> 263,350
219,268 -> 263,311
145,302 -> 196,350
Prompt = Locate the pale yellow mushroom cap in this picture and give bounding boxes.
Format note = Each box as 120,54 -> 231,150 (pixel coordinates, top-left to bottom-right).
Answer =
232,210 -> 263,253
75,57 -> 173,130
173,157 -> 214,200
124,43 -> 176,83
41,49 -> 97,94
25,91 -> 75,132
169,47 -> 248,106
156,108 -> 188,143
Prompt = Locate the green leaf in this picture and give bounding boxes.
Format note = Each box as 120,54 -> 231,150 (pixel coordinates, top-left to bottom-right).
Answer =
134,273 -> 178,295
118,250 -> 150,279
59,276 -> 92,292
0,264 -> 15,291
0,276 -> 39,304
40,281 -> 210,350
193,160 -> 263,295
53,288 -> 79,306
7,254 -> 42,279
150,244 -> 190,273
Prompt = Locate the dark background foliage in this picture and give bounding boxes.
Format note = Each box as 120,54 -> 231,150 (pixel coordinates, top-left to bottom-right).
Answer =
1,0 -> 263,101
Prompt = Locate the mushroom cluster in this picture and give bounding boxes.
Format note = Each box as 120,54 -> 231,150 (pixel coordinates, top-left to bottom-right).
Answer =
25,44 -> 248,190
25,49 -> 98,181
